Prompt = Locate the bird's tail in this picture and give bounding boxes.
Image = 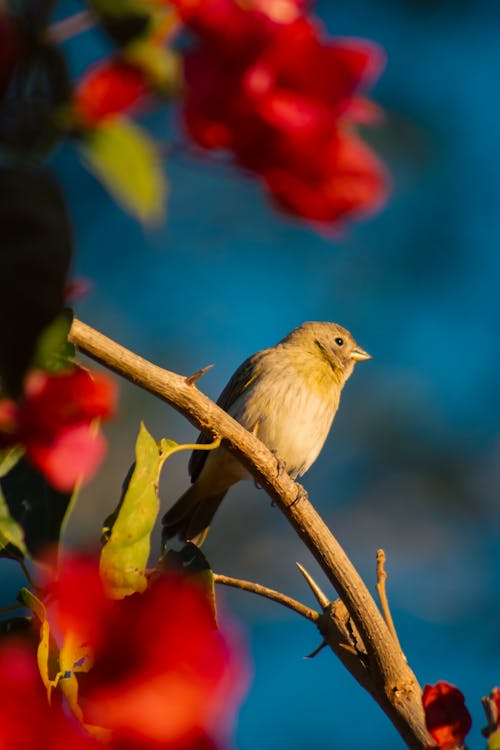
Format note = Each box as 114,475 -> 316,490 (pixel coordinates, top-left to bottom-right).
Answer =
161,483 -> 226,547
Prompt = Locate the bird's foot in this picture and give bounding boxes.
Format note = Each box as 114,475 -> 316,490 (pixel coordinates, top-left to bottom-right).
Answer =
276,456 -> 287,478
290,483 -> 308,507
269,449 -> 287,479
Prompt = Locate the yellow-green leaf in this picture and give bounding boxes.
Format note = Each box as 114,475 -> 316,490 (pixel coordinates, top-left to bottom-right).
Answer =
80,118 -> 167,224
0,485 -> 26,558
90,0 -> 149,16
489,730 -> 500,750
124,41 -> 182,95
100,422 -> 164,598
18,587 -> 59,692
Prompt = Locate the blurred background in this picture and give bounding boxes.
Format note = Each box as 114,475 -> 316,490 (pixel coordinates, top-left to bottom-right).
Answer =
7,0 -> 500,747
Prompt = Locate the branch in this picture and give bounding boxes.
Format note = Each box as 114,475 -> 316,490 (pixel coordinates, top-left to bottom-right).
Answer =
376,549 -> 406,659
213,573 -> 318,622
69,318 -> 430,749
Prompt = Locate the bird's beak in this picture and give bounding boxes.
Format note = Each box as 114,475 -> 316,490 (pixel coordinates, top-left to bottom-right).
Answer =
351,347 -> 371,362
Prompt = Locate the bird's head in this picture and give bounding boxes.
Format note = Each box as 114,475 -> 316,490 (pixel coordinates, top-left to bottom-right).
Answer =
282,321 -> 371,382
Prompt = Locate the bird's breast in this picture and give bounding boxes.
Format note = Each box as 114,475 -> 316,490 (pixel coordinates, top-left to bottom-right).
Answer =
229,364 -> 339,479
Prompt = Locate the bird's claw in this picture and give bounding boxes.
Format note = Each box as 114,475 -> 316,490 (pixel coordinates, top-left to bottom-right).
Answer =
275,456 -> 287,478
290,483 -> 308,507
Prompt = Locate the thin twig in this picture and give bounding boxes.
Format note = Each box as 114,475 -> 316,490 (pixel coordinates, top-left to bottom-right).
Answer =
376,549 -> 406,660
46,11 -> 96,44
0,602 -> 25,616
213,573 -> 318,622
20,559 -> 35,589
305,640 -> 328,658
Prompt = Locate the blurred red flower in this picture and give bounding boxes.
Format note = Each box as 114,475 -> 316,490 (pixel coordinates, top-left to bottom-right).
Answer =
172,0 -> 388,228
263,128 -> 387,225
491,687 -> 500,720
0,367 -> 116,491
74,61 -> 149,126
47,556 -> 248,748
422,681 -> 472,749
0,641 -> 98,750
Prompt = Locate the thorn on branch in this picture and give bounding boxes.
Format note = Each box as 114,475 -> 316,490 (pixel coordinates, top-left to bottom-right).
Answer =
296,562 -> 330,609
305,640 -> 328,659
185,364 -> 214,386
375,549 -> 406,661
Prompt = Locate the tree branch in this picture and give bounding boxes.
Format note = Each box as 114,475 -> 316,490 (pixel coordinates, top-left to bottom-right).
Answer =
69,317 -> 430,749
213,572 -> 319,622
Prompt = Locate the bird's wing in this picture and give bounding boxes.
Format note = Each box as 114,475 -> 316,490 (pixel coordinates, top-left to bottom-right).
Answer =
188,350 -> 269,483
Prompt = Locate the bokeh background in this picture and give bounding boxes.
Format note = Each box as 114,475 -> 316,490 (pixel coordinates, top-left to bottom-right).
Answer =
6,0 -> 500,748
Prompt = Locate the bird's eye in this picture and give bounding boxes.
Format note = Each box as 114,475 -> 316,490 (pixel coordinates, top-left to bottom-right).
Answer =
335,337 -> 344,346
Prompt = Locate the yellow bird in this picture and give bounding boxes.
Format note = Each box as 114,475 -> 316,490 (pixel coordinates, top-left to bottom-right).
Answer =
162,321 -> 370,545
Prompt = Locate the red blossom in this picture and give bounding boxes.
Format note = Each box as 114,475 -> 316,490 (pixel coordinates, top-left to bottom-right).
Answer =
46,556 -> 248,748
422,681 -> 472,749
74,60 -> 149,126
0,640 -> 99,750
491,687 -> 500,718
0,367 -> 117,491
264,128 -> 388,226
172,0 -> 388,228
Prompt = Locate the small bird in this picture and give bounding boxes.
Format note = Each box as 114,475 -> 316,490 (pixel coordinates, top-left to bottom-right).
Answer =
162,322 -> 370,546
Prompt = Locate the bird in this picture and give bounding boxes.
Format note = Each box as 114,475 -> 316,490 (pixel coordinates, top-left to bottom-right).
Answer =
162,321 -> 370,546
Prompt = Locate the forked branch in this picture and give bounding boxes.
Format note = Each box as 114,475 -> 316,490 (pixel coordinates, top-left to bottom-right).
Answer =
69,318 -> 430,749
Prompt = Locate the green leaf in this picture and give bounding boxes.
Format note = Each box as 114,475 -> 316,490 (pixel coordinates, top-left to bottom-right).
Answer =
0,448 -> 24,478
0,458 -> 73,559
0,485 -> 26,559
88,0 -> 152,46
32,309 -> 75,373
124,41 -> 181,95
19,587 -> 60,692
80,118 -> 167,224
100,422 -> 164,598
89,0 -> 151,17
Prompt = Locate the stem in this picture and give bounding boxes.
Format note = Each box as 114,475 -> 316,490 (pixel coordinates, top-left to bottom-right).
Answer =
213,572 -> 319,622
69,318 -> 430,749
376,549 -> 405,659
45,11 -> 95,44
0,602 -> 24,616
20,559 -> 35,588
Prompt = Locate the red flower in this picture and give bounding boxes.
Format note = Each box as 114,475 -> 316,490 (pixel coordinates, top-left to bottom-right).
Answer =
422,682 -> 472,749
491,687 -> 500,720
46,556 -> 248,748
74,60 -> 149,126
0,640 -> 99,750
172,0 -> 388,228
0,367 -> 117,491
263,128 -> 388,226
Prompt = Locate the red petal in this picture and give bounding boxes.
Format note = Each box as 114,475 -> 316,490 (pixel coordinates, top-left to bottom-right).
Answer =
26,423 -> 107,491
74,60 -> 149,126
328,38 -> 386,88
423,682 -> 472,748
